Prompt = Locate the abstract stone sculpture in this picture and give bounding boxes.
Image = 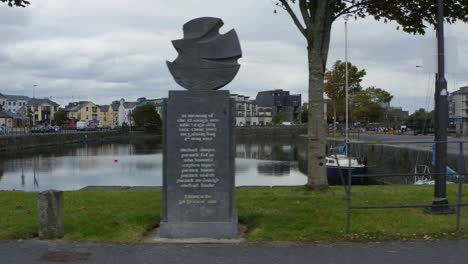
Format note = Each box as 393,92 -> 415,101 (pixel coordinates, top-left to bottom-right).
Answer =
159,17 -> 240,239
167,17 -> 242,91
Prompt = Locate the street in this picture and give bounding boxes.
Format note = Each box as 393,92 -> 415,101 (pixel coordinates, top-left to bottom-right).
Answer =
2,240 -> 467,264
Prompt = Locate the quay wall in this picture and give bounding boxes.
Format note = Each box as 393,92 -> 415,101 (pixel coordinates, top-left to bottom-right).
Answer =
0,131 -> 130,152
235,126 -> 307,141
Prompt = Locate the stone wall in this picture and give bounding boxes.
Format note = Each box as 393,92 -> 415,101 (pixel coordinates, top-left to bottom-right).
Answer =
297,136 -> 467,184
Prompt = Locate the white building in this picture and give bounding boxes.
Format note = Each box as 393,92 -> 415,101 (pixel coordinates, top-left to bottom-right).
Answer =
4,95 -> 30,113
118,98 -> 137,126
230,94 -> 272,126
0,94 -> 6,111
449,86 -> 468,135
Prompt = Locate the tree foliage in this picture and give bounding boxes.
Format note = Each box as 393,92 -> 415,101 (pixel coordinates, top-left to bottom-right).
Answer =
130,104 -> 162,133
53,109 -> 68,126
325,60 -> 366,121
276,1 -> 468,36
408,108 -> 434,134
272,112 -> 288,125
365,86 -> 394,104
1,0 -> 29,7
301,106 -> 308,123
352,89 -> 385,123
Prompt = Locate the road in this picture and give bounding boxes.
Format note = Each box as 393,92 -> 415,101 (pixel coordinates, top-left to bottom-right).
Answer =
343,133 -> 468,155
2,240 -> 468,264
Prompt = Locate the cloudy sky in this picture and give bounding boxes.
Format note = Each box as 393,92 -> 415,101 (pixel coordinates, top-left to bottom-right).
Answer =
0,0 -> 466,113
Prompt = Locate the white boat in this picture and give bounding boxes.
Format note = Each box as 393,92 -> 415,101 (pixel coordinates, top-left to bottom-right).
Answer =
326,154 -> 366,182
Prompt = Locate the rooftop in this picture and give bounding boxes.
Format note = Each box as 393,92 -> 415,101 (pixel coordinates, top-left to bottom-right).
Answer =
27,98 -> 59,107
451,86 -> 468,95
4,94 -> 30,101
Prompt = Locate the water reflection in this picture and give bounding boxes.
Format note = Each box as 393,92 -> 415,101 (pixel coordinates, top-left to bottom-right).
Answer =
257,162 -> 291,177
0,138 -> 306,191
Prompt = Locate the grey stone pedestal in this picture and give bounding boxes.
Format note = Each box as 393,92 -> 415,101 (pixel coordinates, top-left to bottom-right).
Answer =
160,90 -> 237,239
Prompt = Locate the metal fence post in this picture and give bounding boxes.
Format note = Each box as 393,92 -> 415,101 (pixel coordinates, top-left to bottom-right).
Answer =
457,142 -> 464,231
346,142 -> 352,233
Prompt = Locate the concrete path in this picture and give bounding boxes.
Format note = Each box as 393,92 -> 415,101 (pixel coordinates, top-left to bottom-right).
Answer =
2,240 -> 468,264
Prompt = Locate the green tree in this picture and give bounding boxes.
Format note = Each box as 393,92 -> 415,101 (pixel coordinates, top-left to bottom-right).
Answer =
1,0 -> 29,7
301,106 -> 308,123
130,104 -> 162,133
408,108 -> 434,135
365,86 -> 394,104
53,109 -> 68,126
275,0 -> 468,189
352,90 -> 385,123
325,60 -> 366,124
272,113 -> 288,125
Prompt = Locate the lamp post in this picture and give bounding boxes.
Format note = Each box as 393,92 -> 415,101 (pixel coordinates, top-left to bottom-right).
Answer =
33,84 -> 38,99
432,0 -> 450,213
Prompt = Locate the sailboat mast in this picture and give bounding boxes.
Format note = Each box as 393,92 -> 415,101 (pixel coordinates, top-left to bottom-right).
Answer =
345,15 -> 350,143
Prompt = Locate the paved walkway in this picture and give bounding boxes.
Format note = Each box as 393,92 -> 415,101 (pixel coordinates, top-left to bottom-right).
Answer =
2,240 -> 468,264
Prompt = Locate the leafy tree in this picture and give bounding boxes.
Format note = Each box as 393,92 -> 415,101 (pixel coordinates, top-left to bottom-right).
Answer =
352,90 -> 385,123
1,0 -> 29,7
130,104 -> 162,133
325,60 -> 366,124
53,109 -> 68,126
301,105 -> 308,123
365,86 -> 394,104
408,108 -> 434,135
275,0 -> 468,189
272,112 -> 288,125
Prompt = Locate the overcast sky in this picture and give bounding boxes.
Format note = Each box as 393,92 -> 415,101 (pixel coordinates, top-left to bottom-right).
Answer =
0,0 -> 466,113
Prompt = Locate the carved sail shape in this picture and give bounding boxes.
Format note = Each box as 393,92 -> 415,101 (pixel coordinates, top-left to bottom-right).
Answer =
167,17 -> 242,91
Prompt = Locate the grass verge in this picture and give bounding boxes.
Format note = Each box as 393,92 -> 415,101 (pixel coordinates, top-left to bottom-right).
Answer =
1,186 -> 468,242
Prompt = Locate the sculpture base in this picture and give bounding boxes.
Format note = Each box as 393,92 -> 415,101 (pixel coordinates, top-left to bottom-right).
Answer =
159,221 -> 238,239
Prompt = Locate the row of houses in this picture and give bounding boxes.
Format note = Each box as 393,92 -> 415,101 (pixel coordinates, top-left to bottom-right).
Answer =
0,89 -> 303,128
63,97 -> 165,127
0,93 -> 165,129
0,93 -> 60,128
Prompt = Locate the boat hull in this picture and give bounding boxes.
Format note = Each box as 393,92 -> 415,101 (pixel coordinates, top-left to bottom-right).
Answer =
327,166 -> 367,185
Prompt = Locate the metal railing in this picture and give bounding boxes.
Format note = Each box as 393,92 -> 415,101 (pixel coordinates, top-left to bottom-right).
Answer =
0,127 -> 118,137
335,140 -> 468,233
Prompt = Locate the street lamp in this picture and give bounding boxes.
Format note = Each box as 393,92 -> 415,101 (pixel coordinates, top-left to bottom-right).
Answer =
432,0 -> 451,213
33,84 -> 38,99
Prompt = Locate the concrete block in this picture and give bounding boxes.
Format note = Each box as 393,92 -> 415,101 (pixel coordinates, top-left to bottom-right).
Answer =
38,190 -> 64,239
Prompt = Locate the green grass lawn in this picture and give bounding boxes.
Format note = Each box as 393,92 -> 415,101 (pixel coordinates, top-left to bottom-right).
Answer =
1,186 -> 468,242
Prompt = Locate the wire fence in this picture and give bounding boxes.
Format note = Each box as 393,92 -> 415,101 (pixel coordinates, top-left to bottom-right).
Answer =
0,127 -> 118,137
335,140 -> 468,233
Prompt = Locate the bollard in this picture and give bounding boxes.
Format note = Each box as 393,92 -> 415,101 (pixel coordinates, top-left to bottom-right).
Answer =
38,190 -> 64,239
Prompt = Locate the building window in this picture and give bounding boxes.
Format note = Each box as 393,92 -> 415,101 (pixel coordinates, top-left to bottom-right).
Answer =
86,107 -> 89,111
13,102 -> 16,106
92,107 -> 97,112
8,102 -> 11,106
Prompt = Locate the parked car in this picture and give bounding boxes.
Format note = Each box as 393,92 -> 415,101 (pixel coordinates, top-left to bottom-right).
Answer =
31,126 -> 44,133
52,125 -> 62,132
76,121 -> 88,131
66,122 -> 76,130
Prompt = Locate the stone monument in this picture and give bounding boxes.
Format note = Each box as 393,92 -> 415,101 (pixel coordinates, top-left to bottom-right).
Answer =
159,17 -> 242,239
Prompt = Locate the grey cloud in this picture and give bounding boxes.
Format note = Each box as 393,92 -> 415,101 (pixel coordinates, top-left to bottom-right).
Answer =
0,0 -> 466,114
